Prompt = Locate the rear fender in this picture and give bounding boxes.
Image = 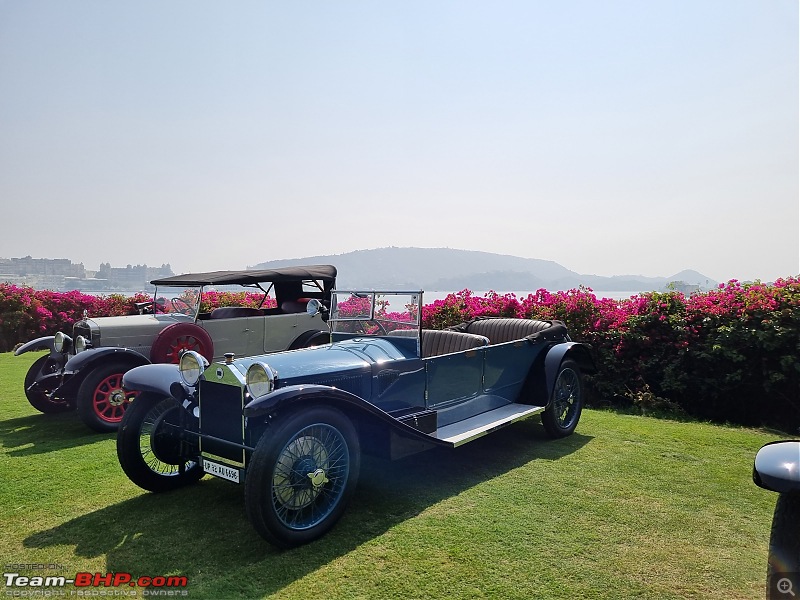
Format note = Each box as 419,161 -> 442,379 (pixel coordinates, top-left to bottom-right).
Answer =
14,336 -> 56,356
543,342 -> 596,406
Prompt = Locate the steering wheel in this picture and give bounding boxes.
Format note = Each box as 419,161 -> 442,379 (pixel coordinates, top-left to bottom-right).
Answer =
171,298 -> 193,315
154,297 -> 168,313
354,320 -> 386,335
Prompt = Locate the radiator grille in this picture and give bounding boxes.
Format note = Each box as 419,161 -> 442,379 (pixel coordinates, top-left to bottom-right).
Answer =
72,322 -> 95,344
198,380 -> 245,464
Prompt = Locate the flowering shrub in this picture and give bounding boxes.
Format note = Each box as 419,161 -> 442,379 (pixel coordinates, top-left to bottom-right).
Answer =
421,280 -> 800,431
4,279 -> 799,430
197,290 -> 274,313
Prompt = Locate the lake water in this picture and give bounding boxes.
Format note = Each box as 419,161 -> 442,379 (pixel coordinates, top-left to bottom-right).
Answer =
74,289 -> 645,303
423,290 -> 644,302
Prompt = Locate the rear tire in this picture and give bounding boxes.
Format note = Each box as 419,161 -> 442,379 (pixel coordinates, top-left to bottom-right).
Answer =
76,361 -> 139,432
245,406 -> 360,548
23,355 -> 73,414
541,359 -> 583,438
117,392 -> 203,492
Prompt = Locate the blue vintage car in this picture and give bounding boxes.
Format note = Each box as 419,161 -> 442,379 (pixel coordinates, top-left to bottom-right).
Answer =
117,290 -> 595,547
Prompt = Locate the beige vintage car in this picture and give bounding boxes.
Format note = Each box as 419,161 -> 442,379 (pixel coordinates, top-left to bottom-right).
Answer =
15,265 -> 336,432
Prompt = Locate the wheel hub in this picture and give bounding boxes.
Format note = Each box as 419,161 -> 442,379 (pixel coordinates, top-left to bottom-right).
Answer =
308,468 -> 329,488
109,388 -> 127,407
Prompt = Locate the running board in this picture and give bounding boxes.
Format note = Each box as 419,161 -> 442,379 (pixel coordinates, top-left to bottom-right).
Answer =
434,404 -> 545,447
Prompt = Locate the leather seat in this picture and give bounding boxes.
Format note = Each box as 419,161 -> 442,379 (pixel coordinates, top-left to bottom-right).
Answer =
392,329 -> 489,358
461,318 -> 553,344
420,329 -> 489,357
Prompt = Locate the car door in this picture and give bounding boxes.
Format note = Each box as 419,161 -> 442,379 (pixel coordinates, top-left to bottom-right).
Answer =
424,347 -> 485,411
200,318 -> 254,360
482,340 -> 542,400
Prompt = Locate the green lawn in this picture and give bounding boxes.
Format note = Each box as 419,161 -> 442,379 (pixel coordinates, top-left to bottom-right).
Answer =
0,351 -> 778,599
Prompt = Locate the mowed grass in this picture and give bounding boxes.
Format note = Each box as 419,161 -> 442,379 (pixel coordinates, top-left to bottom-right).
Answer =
0,351 -> 779,599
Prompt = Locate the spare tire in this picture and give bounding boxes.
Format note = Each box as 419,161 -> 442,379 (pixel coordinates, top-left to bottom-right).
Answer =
150,323 -> 214,364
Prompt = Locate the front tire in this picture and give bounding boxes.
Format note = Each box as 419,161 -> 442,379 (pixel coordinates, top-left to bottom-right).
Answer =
23,355 -> 73,414
541,359 -> 584,438
245,406 -> 360,548
117,392 -> 203,492
76,361 -> 139,432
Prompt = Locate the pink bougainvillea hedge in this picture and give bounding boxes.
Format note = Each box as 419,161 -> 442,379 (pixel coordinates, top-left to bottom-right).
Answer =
2,279 -> 799,429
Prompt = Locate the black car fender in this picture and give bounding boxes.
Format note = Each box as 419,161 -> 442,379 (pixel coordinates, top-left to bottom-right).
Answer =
65,346 -> 150,373
122,362 -> 192,399
44,347 -> 152,399
14,336 -> 56,355
244,384 -> 450,452
542,342 -> 596,405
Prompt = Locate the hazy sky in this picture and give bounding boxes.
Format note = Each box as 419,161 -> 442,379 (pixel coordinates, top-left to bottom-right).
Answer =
1,1 -> 797,283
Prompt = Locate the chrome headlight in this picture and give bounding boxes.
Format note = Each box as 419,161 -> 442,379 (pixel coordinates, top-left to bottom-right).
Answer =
53,331 -> 72,353
179,351 -> 206,387
246,362 -> 276,398
74,335 -> 90,353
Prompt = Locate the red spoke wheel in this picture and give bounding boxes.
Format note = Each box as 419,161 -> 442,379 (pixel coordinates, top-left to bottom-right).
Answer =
150,323 -> 213,364
77,361 -> 139,433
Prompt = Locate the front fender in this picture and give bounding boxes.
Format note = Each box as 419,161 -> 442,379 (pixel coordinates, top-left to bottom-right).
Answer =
243,384 -> 450,451
65,347 -> 150,372
754,440 -> 800,493
244,384 -> 371,418
14,336 -> 56,356
543,342 -> 596,402
123,363 -> 191,399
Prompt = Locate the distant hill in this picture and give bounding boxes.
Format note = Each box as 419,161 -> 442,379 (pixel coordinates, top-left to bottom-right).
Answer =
250,247 -> 718,292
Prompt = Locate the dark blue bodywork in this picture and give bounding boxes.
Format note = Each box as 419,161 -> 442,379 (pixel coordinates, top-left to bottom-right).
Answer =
118,294 -> 596,547
124,322 -> 594,465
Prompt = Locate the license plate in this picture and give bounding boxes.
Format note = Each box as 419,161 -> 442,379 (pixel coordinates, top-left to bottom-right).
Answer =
202,459 -> 240,483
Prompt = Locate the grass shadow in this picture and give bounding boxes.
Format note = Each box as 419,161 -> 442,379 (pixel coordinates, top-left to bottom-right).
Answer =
0,412 -> 112,456
24,419 -> 592,597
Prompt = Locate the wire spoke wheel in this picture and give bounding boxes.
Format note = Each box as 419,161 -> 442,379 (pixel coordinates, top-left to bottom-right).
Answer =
117,392 -> 203,492
271,427 -> 349,530
552,367 -> 580,428
541,359 -> 584,438
246,406 -> 360,548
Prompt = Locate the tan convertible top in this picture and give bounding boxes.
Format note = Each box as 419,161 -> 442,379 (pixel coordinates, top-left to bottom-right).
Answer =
150,265 -> 337,286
